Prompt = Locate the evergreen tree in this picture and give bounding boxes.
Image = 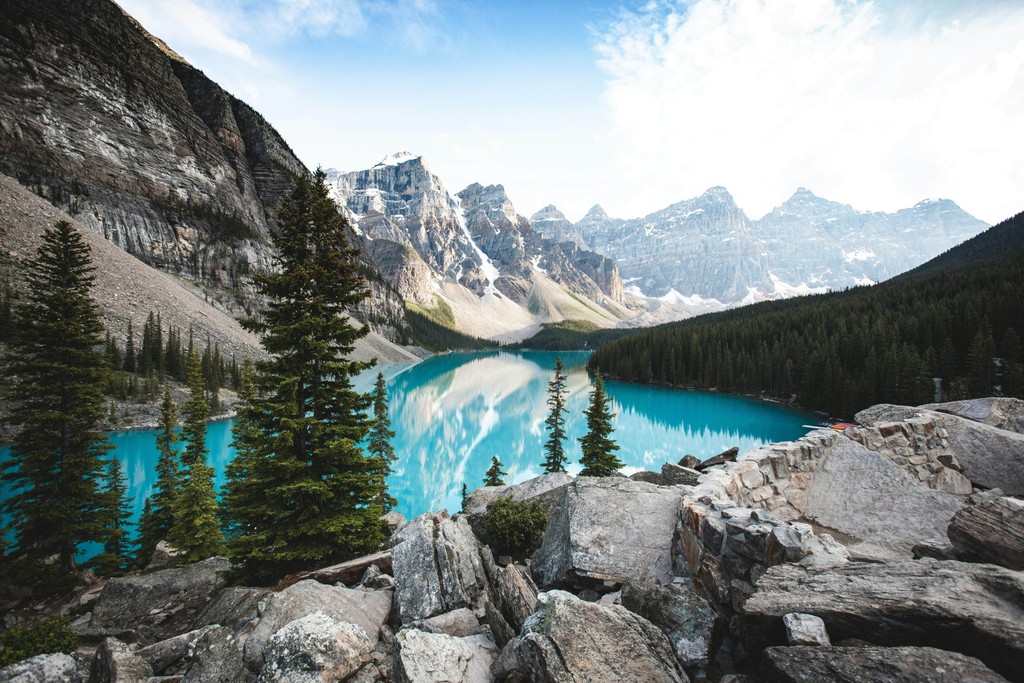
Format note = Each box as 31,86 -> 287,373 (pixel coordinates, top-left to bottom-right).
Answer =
461,483 -> 469,513
223,170 -> 382,583
579,372 -> 622,477
222,357 -> 260,541
542,356 -> 568,473
168,351 -> 223,560
367,372 -> 397,512
123,319 -> 136,373
0,221 -> 113,572
138,388 -> 179,565
483,456 -> 506,487
94,458 -> 132,575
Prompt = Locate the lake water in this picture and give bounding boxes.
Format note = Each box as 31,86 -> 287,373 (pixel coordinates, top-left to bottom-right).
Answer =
2,350 -> 816,553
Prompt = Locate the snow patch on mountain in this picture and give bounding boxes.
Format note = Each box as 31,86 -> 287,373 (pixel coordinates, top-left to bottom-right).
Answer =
842,248 -> 876,263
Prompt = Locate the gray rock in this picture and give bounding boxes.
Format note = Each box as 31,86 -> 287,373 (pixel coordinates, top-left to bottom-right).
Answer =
463,486 -> 508,517
243,580 -> 391,673
742,560 -> 1024,680
695,446 -> 739,472
359,565 -> 397,591
382,511 -> 407,538
911,537 -> 958,561
513,590 -> 688,683
856,404 -> 1024,495
413,608 -> 483,638
196,587 -> 268,633
781,613 -> 829,646
620,580 -> 718,668
661,463 -> 701,486
678,455 -> 702,470
495,565 -> 538,634
758,645 -> 1009,682
144,540 -> 184,571
922,397 -> 1024,434
137,626 -> 216,675
629,470 -> 668,485
0,653 -> 83,682
393,629 -> 498,683
800,438 -> 963,558
391,513 -> 491,623
256,612 -> 374,683
89,637 -> 153,682
299,550 -> 393,587
947,495 -> 1024,570
183,625 -> 250,683
88,557 -> 230,644
532,478 -> 684,587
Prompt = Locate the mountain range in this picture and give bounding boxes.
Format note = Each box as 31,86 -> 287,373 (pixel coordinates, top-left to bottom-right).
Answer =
532,187 -> 988,308
0,0 -> 994,348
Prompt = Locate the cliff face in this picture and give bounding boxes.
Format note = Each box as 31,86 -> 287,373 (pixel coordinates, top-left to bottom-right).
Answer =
328,154 -> 627,339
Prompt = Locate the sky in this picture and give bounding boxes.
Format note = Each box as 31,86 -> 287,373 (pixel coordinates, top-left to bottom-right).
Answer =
117,0 -> 1024,225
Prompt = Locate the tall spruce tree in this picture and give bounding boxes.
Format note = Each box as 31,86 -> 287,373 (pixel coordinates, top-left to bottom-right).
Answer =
0,221 -> 112,572
138,388 -> 180,565
168,351 -> 223,560
542,356 -> 568,473
222,356 -> 260,541
367,372 -> 397,512
483,456 -> 506,487
578,372 -> 622,477
223,170 -> 382,583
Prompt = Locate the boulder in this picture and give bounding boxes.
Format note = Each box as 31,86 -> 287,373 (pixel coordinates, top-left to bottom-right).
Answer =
742,560 -> 1024,680
144,540 -> 184,571
359,564 -> 397,591
391,512 -> 492,623
781,613 -> 829,646
243,580 -> 391,673
629,470 -> 667,485
800,438 -> 962,558
758,645 -> 1009,683
532,478 -> 684,588
183,625 -> 250,683
695,446 -> 739,472
89,637 -> 153,682
513,590 -> 688,682
947,495 -> 1024,570
922,397 -> 1024,434
661,463 -> 701,486
620,579 -> 718,668
137,626 -> 216,675
494,564 -> 538,634
256,612 -> 374,683
89,557 -> 230,643
197,586 -> 268,632
463,486 -> 508,517
393,629 -> 498,683
382,511 -> 407,538
678,455 -> 702,470
856,404 -> 1024,495
0,654 -> 83,682
412,608 -> 483,638
299,550 -> 393,587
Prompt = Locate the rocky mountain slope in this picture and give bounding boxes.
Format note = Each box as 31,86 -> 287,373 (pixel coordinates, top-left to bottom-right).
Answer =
0,173 -> 418,368
327,154 -> 630,341
534,188 -> 988,307
7,397 -> 1022,681
0,0 -> 407,339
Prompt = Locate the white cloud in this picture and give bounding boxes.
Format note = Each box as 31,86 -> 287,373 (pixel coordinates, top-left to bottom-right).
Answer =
119,0 -> 256,64
595,0 -> 1024,223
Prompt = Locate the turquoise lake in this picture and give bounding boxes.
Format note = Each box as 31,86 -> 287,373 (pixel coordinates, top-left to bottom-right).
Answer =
2,350 -> 816,552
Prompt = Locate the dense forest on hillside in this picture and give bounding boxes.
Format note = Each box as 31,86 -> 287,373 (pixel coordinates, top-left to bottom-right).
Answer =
589,211 -> 1024,418
512,319 -> 634,350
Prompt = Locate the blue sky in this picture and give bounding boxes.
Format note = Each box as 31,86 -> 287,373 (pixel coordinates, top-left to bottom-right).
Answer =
118,0 -> 1024,224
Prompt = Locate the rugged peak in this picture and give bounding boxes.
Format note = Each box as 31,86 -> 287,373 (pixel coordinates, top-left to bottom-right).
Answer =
530,205 -> 567,222
373,151 -> 422,169
582,205 -> 611,222
700,186 -> 735,203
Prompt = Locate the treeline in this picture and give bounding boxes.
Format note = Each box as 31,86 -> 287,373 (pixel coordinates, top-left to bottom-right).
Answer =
404,304 -> 499,352
513,319 -> 634,351
590,211 -> 1024,418
104,311 -> 239,409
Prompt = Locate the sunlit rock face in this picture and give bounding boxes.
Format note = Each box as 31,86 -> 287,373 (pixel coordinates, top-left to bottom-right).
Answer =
326,155 -> 625,310
544,188 -> 987,305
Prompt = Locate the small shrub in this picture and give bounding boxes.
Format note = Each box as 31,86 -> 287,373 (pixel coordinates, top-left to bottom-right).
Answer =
0,615 -> 77,667
480,497 -> 548,557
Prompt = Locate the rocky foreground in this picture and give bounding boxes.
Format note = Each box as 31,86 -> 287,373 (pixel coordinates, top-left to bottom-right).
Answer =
4,397 -> 1023,682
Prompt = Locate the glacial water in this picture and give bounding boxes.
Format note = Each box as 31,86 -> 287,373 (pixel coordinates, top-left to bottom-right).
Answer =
1,350 -> 816,555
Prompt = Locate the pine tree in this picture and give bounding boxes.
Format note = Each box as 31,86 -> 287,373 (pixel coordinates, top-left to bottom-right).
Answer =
138,388 -> 179,565
94,458 -> 132,575
542,356 -> 568,473
123,319 -> 136,373
0,221 -> 113,572
483,456 -> 506,487
367,372 -> 397,512
223,170 -> 382,583
168,351 -> 223,560
461,483 -> 469,513
578,372 -> 622,477
222,357 -> 260,541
